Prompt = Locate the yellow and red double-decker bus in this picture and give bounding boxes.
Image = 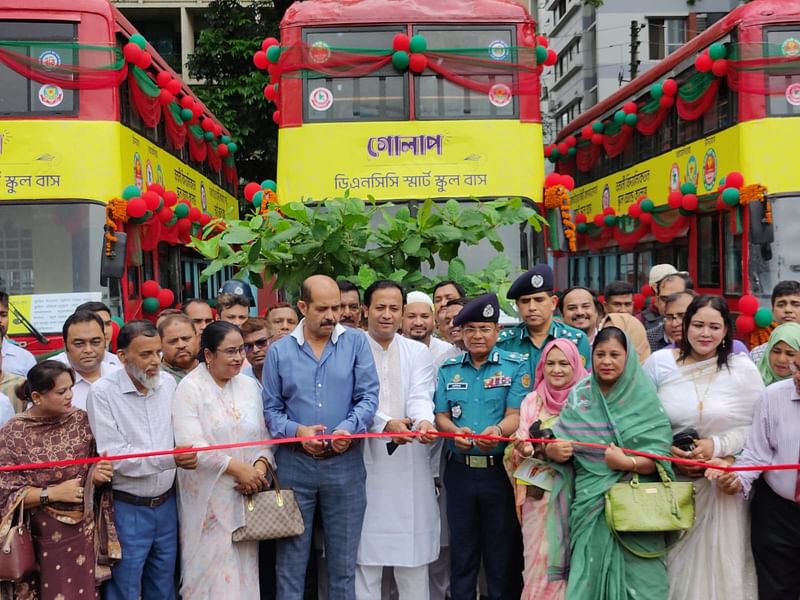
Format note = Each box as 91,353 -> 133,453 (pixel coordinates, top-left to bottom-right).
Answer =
271,0 -> 546,269
547,0 -> 800,310
0,0 -> 240,353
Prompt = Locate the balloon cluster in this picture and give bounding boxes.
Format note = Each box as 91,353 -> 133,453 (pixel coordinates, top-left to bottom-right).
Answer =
122,34 -> 152,70
592,206 -> 619,228
544,172 -> 575,191
243,179 -> 278,210
667,182 -> 699,214
119,185 -> 213,237
716,171 -> 744,208
735,294 -> 773,334
613,102 -> 639,128
391,34 -> 429,74
533,35 -> 557,67
649,78 -> 678,109
254,37 -> 282,125
626,195 -> 654,225
544,136 -> 577,163
141,279 -> 176,314
695,42 -> 729,78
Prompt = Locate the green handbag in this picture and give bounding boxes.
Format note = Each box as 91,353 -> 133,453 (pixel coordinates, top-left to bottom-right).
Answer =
604,462 -> 695,558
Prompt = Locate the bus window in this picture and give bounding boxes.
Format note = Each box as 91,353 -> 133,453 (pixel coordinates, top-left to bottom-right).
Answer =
604,254 -> 618,286
303,28 -> 407,123
765,29 -> 800,116
723,217 -> 743,295
637,250 -> 654,288
0,22 -> 77,115
619,252 -> 635,285
696,214 -> 721,288
588,255 -> 601,291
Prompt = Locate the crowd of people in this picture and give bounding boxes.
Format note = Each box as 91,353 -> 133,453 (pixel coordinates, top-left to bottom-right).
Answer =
0,264 -> 798,600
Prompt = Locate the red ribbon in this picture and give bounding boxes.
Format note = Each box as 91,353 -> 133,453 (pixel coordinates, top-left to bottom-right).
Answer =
1,431 -> 797,473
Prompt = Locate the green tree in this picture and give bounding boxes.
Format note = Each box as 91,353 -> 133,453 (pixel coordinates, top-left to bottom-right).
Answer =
190,197 -> 547,308
187,0 -> 292,183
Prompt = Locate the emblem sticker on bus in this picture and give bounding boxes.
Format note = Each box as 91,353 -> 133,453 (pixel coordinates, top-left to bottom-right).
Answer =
703,148 -> 717,191
488,83 -> 512,107
309,41 -> 331,64
782,38 -> 800,57
309,87 -> 334,111
786,82 -> 800,106
37,84 -> 63,108
488,40 -> 509,61
38,50 -> 61,70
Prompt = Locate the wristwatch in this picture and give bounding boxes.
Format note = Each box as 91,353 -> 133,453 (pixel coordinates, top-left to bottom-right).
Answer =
40,488 -> 50,506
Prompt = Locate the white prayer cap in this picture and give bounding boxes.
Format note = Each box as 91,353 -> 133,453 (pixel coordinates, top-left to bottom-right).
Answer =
406,291 -> 434,309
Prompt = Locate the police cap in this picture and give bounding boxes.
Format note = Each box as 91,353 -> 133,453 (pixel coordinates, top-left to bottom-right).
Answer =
506,264 -> 554,300
453,293 -> 500,327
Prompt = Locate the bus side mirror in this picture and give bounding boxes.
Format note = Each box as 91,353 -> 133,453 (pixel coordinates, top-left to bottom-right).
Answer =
100,231 -> 127,283
749,200 -> 774,245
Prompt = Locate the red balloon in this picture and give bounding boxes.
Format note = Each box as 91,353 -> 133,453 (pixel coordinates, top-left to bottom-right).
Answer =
244,182 -> 262,201
565,135 -> 577,148
409,53 -> 428,73
162,191 -> 177,207
272,110 -> 281,125
736,315 -> 756,334
695,52 -> 713,73
544,172 -> 561,188
158,207 -> 174,223
544,144 -> 553,158
738,294 -> 760,316
191,102 -> 203,118
711,59 -> 729,77
633,293 -> 646,312
536,35 -> 549,47
142,279 -> 160,298
581,125 -> 593,139
557,142 -> 569,155
122,43 -> 142,63
156,71 -> 172,88
213,123 -> 223,137
264,84 -> 276,101
575,213 -> 587,224
603,206 -> 615,216
157,288 -> 175,309
726,171 -> 744,189
126,197 -> 147,218
392,34 -> 411,53
253,51 -> 269,70
188,207 -> 201,222
668,191 -> 683,209
261,37 -> 280,51
142,191 -> 160,211
134,51 -> 152,70
682,194 -> 698,211
628,203 -> 642,218
158,89 -> 174,105
199,213 -> 212,227
177,218 -> 192,234
217,143 -> 229,157
639,212 -> 653,225
148,183 -> 164,195
662,78 -> 678,96
166,79 -> 182,95
623,101 -> 637,114
562,175 -> 575,191
544,48 -> 557,66
201,118 -> 215,132
593,214 -> 605,227
659,95 -> 675,109
640,284 -> 654,297
180,95 -> 194,110
592,133 -> 604,146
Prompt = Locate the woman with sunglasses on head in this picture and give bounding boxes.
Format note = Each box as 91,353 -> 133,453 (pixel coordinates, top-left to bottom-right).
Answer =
642,295 -> 763,600
172,321 -> 273,599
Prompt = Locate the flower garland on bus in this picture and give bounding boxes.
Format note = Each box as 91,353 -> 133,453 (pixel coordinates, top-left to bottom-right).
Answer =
104,198 -> 130,258
252,34 -> 556,125
544,41 -> 800,170
543,172 -> 576,252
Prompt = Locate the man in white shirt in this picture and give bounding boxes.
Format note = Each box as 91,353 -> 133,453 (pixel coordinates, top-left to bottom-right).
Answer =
356,280 -> 439,600
87,320 -> 198,600
403,291 -> 459,367
0,291 -> 37,376
52,311 -> 121,410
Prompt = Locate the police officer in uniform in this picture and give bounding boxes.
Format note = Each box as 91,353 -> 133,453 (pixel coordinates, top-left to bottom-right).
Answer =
434,293 -> 527,600
497,264 -> 591,373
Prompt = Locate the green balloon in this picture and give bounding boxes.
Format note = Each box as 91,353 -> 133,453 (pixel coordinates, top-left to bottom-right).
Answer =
592,121 -> 604,134
266,45 -> 282,63
180,107 -> 193,121
392,50 -> 410,71
576,222 -> 588,234
409,35 -> 427,54
614,110 -> 626,125
111,316 -> 125,327
719,177 -> 726,187
535,45 -> 548,64
142,297 -> 160,313
252,191 -> 264,206
550,148 -> 560,160
227,142 -> 237,153
262,179 -> 277,192
624,113 -> 638,127
122,184 -> 141,200
204,131 -> 214,141
680,182 -> 697,195
567,147 -> 576,157
174,203 -> 190,219
130,34 -> 147,50
221,135 -> 231,144
709,42 -> 727,60
640,198 -> 655,212
754,307 -> 773,328
722,187 -> 740,206
650,82 -> 664,99
604,215 -> 618,227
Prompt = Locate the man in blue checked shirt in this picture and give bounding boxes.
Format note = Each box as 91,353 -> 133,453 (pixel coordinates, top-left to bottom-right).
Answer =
263,274 -> 379,600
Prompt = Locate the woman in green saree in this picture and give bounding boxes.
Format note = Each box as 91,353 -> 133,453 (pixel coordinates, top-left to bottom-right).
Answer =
545,326 -> 674,600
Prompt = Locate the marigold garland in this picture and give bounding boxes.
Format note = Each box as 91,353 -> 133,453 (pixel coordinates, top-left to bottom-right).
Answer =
545,184 -> 576,251
738,183 -> 771,223
748,322 -> 774,349
105,198 -> 129,257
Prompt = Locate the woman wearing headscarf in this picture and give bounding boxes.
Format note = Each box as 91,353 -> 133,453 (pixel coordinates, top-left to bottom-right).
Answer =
545,327 -> 674,599
600,313 -> 651,364
642,295 -> 763,600
756,322 -> 800,386
506,339 -> 588,600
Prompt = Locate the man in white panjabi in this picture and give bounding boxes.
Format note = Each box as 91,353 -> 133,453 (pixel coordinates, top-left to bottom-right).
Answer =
356,281 -> 440,600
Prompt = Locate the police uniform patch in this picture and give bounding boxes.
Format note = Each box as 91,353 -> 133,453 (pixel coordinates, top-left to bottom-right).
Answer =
531,274 -> 544,288
451,403 -> 463,419
521,374 -> 531,388
482,304 -> 495,318
446,373 -> 469,390
484,372 -> 512,388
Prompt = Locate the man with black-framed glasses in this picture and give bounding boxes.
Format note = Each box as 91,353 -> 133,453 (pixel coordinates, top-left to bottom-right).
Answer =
241,317 -> 272,389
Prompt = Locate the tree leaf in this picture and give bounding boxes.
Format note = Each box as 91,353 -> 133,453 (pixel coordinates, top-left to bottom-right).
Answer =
447,257 -> 467,282
222,226 -> 258,245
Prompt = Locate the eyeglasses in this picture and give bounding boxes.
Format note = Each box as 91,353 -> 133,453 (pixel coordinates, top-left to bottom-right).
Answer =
462,325 -> 496,335
243,338 -> 270,353
664,312 -> 686,323
217,346 -> 246,357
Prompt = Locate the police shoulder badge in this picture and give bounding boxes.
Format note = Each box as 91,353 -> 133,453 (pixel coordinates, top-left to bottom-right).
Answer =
521,374 -> 531,388
450,403 -> 463,419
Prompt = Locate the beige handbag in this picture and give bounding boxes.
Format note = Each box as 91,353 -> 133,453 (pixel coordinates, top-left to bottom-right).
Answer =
231,463 -> 305,542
